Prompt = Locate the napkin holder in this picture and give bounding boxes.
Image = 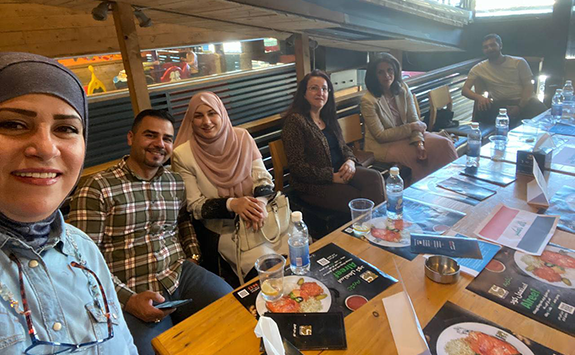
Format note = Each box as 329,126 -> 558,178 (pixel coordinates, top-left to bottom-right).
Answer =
516,147 -> 552,176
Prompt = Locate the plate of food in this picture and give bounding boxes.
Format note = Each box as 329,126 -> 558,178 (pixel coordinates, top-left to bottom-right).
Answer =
365,217 -> 422,248
436,322 -> 533,355
256,276 -> 331,316
514,245 -> 575,289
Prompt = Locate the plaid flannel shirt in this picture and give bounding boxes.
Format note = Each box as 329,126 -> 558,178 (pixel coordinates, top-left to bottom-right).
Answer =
69,157 -> 200,307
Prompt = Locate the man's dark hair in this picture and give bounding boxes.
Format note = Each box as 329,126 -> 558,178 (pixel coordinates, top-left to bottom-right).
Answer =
132,109 -> 175,133
483,33 -> 502,47
365,53 -> 404,98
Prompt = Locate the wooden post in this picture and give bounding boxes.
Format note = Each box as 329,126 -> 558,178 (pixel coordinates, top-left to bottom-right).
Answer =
112,2 -> 151,114
294,33 -> 311,82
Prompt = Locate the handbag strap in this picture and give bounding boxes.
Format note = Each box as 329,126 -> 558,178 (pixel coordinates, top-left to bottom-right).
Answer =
233,219 -> 245,285
259,202 -> 281,243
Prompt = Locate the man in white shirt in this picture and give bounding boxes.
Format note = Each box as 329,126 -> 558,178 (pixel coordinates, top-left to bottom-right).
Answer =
462,34 -> 547,125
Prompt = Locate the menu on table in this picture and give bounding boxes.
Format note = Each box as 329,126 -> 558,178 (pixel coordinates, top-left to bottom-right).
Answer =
460,166 -> 516,187
467,244 -> 575,336
424,301 -> 563,355
541,185 -> 575,233
407,167 -> 483,206
550,123 -> 575,136
553,146 -> 575,167
342,198 -> 466,261
439,235 -> 501,277
437,176 -> 497,201
411,233 -> 482,259
233,243 -> 397,318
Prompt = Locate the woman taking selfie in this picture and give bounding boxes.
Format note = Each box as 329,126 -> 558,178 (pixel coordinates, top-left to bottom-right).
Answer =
0,52 -> 136,353
361,53 -> 458,182
282,70 -> 384,214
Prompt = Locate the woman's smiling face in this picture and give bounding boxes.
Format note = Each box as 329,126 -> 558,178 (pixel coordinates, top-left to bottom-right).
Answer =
0,94 -> 85,222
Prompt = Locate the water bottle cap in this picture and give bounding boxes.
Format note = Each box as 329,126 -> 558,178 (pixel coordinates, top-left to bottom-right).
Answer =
291,211 -> 303,222
390,166 -> 400,175
556,89 -> 563,94
499,108 -> 507,114
567,80 -> 572,84
471,122 -> 479,128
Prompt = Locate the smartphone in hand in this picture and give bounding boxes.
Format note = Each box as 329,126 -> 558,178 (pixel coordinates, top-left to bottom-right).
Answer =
154,299 -> 193,310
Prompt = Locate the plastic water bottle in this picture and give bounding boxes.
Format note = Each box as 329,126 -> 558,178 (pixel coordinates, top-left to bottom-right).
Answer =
562,80 -> 574,119
386,167 -> 403,221
495,108 -> 509,137
288,211 -> 310,275
552,89 -> 564,122
466,122 -> 481,168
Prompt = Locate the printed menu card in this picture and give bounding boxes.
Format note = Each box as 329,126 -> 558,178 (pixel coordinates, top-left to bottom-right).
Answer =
467,244 -> 575,336
233,243 -> 396,318
423,301 -> 563,354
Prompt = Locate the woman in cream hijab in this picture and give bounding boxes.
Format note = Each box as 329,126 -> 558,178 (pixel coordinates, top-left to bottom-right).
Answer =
172,91 -> 275,283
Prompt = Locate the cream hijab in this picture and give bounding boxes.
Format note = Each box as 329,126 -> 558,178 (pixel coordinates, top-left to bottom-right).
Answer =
174,92 -> 261,197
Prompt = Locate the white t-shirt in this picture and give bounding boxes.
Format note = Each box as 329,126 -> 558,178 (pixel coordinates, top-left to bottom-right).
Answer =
468,56 -> 533,101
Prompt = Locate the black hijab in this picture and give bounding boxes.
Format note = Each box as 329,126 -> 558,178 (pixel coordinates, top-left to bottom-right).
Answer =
0,52 -> 88,249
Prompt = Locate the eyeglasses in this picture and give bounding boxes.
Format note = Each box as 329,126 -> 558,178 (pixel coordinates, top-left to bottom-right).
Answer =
10,254 -> 114,354
307,85 -> 330,94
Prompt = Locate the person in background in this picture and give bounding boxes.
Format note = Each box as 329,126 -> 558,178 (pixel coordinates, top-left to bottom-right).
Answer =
0,52 -> 136,354
282,69 -> 384,214
361,53 -> 458,182
172,91 -> 275,284
70,108 -> 232,355
462,33 -> 547,126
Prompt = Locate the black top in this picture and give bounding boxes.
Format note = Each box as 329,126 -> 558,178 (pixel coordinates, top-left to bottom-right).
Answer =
322,128 -> 344,171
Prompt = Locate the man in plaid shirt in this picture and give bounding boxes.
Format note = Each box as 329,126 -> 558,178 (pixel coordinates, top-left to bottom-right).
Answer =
70,109 -> 232,355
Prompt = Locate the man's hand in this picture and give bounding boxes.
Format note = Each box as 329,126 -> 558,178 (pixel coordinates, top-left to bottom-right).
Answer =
125,291 -> 175,323
337,159 -> 356,182
507,105 -> 520,118
477,96 -> 492,111
415,142 -> 427,160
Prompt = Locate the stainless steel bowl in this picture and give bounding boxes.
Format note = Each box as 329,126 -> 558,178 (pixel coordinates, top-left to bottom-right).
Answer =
425,256 -> 460,284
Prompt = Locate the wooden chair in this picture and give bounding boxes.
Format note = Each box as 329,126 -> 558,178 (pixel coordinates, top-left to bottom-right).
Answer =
338,113 -> 375,167
269,139 -> 288,192
413,92 -> 421,118
428,85 -> 453,132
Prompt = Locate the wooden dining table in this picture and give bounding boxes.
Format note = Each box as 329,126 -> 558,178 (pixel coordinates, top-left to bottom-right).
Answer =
152,156 -> 575,355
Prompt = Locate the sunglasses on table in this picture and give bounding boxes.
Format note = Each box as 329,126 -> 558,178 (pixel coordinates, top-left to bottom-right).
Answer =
10,254 -> 114,354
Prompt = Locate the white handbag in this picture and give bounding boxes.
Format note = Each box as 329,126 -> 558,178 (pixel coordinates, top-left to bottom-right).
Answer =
221,192 -> 291,284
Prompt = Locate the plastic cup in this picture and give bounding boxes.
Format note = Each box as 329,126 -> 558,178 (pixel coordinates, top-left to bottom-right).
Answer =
348,198 -> 374,236
489,135 -> 508,161
255,254 -> 285,302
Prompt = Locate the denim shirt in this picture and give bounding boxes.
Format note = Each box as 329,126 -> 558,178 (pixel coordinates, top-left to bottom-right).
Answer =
0,212 -> 137,354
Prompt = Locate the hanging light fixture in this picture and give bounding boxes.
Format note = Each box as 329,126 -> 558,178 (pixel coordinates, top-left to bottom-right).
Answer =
91,1 -> 110,21
134,9 -> 152,27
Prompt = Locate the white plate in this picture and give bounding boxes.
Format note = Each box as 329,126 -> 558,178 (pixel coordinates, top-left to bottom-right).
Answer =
436,322 -> 534,355
365,217 -> 422,248
514,245 -> 575,289
255,275 -> 332,316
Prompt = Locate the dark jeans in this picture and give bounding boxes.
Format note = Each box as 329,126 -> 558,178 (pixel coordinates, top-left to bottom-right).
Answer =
299,166 -> 385,214
475,97 -> 548,128
123,260 -> 233,355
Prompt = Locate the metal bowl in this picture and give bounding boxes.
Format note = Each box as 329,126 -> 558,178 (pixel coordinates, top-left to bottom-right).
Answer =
425,256 -> 460,284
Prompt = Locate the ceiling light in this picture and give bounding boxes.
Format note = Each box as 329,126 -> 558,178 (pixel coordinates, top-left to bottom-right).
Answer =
91,2 -> 110,21
134,9 -> 152,28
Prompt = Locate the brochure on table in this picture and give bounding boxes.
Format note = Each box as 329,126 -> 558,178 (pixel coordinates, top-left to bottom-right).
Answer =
342,198 -> 466,261
542,185 -> 575,233
423,301 -> 563,355
474,204 -> 559,255
233,243 -> 397,318
437,176 -> 497,201
467,244 -> 575,336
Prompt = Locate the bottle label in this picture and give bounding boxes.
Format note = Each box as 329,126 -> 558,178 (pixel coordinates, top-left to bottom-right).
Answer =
387,192 -> 403,214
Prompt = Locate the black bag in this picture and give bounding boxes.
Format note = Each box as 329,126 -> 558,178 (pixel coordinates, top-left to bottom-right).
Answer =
433,108 -> 459,130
